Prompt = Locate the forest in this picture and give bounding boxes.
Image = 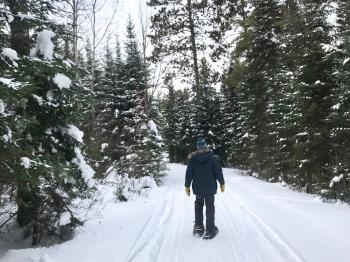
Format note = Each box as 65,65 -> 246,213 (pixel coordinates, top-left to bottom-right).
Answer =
0,0 -> 349,248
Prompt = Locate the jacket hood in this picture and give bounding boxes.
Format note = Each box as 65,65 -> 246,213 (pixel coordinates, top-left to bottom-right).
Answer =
189,149 -> 213,163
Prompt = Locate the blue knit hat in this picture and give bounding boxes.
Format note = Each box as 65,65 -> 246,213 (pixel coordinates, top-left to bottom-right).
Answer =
196,138 -> 208,150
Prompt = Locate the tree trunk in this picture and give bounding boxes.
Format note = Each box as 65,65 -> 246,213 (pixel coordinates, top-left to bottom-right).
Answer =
8,0 -> 31,56
186,0 -> 200,98
8,1 -> 41,244
72,0 -> 79,63
87,0 -> 97,147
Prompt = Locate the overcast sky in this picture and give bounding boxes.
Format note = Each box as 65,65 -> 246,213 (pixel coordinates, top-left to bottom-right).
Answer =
84,0 -> 151,57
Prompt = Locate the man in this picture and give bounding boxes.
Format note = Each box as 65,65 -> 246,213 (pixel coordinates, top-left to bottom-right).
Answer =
185,138 -> 225,240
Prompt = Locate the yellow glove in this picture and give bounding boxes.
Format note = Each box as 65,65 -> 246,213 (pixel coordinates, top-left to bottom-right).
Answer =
185,187 -> 191,196
220,184 -> 225,193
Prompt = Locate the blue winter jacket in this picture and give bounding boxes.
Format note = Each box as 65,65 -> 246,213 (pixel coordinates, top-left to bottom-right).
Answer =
185,150 -> 225,196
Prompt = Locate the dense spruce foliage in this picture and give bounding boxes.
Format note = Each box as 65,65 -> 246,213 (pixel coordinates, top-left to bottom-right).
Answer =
0,1 -> 165,245
0,0 -> 95,245
157,0 -> 350,201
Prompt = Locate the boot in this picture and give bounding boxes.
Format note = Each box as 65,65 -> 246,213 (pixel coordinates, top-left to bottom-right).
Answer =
193,224 -> 205,237
203,226 -> 219,240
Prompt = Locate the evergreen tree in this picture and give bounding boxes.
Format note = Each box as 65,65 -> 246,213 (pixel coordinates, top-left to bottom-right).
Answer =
93,41 -> 118,174
162,80 -> 179,162
220,82 -> 238,166
116,19 -> 166,180
148,0 -> 236,96
326,0 -> 350,200
226,0 -> 282,175
290,0 -> 335,193
194,58 -> 225,160
175,88 -> 196,162
0,0 -> 94,244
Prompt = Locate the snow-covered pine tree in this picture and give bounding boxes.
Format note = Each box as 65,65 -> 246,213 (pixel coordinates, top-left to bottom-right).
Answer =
290,0 -> 336,193
225,0 -> 282,176
109,38 -> 128,162
148,0 -> 235,97
93,40 -> 118,175
161,80 -> 179,162
220,82 -> 238,167
225,45 -> 252,170
0,0 -> 94,245
268,0 -> 307,186
116,19 -> 165,180
247,0 -> 282,178
326,0 -> 350,201
193,58 -> 225,160
175,88 -> 196,162
144,98 -> 167,183
212,89 -> 228,165
77,37 -> 104,174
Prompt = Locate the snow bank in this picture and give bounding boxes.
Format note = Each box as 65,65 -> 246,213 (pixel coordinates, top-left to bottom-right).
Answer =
31,29 -> 55,60
109,172 -> 157,201
53,73 -> 71,89
72,147 -> 95,188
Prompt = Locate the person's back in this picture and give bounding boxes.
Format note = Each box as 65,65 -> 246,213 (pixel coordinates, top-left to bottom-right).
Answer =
185,138 -> 225,240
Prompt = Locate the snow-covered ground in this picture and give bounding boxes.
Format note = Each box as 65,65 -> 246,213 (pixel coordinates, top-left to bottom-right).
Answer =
1,164 -> 350,262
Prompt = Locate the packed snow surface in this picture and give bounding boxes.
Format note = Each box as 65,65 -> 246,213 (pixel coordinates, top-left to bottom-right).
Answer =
1,164 -> 350,262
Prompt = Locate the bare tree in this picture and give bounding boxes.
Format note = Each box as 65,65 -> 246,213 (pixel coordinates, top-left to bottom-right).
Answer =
86,0 -> 119,144
137,0 -> 151,109
137,0 -> 150,69
59,0 -> 90,63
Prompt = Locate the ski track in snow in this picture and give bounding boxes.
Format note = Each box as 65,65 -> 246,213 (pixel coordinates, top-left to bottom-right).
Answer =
126,190 -> 175,262
1,163 -> 350,262
128,164 -> 304,262
221,190 -> 305,262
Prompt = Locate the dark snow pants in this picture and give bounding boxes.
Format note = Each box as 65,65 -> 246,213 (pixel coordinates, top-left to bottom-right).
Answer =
194,195 -> 215,231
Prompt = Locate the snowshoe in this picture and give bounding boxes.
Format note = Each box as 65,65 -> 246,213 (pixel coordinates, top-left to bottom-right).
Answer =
203,226 -> 219,240
193,226 -> 205,237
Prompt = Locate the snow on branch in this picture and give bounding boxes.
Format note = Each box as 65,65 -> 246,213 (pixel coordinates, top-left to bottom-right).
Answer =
30,29 -> 55,60
62,125 -> 84,143
0,9 -> 61,25
53,73 -> 71,89
72,148 -> 95,188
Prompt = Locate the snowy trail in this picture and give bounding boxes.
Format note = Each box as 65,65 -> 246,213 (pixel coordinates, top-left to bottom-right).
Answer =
1,164 -> 350,262
135,164 -> 303,262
